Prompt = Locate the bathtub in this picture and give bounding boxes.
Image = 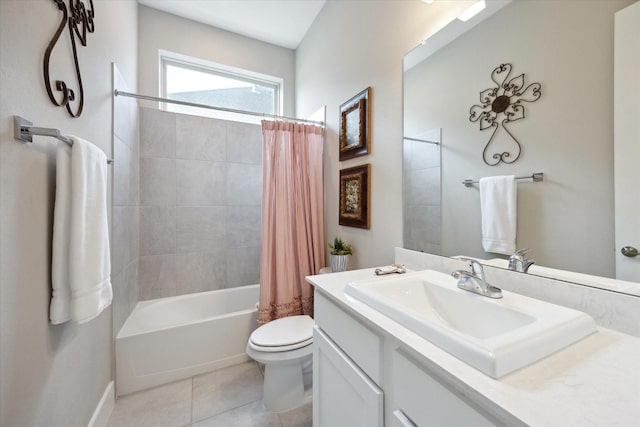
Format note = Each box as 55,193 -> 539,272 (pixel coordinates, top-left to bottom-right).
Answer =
115,285 -> 260,396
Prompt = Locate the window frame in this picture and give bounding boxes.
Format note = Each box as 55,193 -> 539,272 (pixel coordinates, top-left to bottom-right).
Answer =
159,50 -> 283,120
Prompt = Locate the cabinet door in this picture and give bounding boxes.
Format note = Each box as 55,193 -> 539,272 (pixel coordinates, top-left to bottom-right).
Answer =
313,327 -> 383,427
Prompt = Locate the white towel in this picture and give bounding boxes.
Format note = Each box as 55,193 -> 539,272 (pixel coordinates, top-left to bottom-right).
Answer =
50,143 -> 73,324
479,175 -> 517,255
50,137 -> 112,324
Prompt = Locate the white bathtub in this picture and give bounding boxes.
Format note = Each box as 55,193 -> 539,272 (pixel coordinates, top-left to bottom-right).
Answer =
115,285 -> 260,396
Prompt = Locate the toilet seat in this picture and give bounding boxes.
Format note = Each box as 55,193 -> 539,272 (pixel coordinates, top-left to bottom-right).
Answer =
249,337 -> 313,352
249,315 -> 314,353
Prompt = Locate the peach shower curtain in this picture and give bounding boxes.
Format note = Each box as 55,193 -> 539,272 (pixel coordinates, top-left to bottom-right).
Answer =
258,120 -> 325,324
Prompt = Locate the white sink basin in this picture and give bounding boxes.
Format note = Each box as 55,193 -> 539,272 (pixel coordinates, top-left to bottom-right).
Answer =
345,269 -> 596,378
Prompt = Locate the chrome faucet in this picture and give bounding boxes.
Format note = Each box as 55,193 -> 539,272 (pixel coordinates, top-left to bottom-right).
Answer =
451,257 -> 502,299
509,248 -> 535,273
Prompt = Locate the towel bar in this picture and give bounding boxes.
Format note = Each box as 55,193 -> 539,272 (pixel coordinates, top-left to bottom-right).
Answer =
13,116 -> 113,164
462,172 -> 543,187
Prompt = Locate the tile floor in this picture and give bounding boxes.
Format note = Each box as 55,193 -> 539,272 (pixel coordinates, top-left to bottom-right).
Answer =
107,361 -> 312,427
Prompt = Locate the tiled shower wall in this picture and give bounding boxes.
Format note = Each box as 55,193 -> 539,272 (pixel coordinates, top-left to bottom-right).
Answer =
403,138 -> 441,254
138,108 -> 262,300
112,65 -> 140,336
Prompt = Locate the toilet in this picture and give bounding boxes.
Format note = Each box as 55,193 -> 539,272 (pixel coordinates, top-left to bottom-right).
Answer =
246,314 -> 314,412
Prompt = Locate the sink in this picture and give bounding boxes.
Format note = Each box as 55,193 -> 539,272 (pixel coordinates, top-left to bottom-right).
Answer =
345,269 -> 596,378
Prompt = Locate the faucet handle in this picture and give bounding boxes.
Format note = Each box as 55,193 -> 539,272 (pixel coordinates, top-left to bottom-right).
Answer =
510,248 -> 530,259
454,257 -> 484,276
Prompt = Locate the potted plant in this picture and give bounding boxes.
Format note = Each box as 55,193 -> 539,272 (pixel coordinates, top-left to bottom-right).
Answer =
328,236 -> 353,272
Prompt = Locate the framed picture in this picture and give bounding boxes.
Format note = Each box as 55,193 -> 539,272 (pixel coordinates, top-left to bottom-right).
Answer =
339,164 -> 370,229
339,87 -> 371,161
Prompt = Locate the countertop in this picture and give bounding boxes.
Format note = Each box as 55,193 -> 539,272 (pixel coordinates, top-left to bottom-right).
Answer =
307,267 -> 640,426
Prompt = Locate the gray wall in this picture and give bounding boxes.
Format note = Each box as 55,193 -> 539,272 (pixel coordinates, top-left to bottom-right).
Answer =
295,0 -> 478,269
138,5 -> 296,117
297,0 -> 633,277
138,108 -> 262,299
0,0 -> 138,425
404,0 -> 634,277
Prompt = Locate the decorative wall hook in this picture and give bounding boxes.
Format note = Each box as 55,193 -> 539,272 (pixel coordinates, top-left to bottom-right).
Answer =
43,0 -> 95,118
469,63 -> 541,166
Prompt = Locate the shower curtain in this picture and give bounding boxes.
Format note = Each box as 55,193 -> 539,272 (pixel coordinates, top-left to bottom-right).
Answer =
258,120 -> 324,324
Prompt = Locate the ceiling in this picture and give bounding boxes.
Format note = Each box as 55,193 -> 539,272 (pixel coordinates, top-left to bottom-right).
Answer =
137,0 -> 326,49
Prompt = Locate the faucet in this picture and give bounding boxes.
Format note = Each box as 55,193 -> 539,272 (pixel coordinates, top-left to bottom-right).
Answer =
509,248 -> 535,273
451,257 -> 502,299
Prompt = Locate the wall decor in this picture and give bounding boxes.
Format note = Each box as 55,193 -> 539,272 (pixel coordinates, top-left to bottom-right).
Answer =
469,63 -> 541,166
44,0 -> 96,118
339,164 -> 370,229
339,87 -> 371,161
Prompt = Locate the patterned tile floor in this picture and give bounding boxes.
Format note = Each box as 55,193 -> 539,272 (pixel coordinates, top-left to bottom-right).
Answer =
107,361 -> 312,427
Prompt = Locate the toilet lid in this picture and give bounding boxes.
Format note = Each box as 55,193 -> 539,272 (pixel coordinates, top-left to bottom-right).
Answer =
250,315 -> 314,348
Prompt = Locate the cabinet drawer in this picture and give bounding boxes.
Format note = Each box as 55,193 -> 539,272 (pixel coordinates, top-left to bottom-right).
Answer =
393,348 -> 506,427
314,291 -> 382,384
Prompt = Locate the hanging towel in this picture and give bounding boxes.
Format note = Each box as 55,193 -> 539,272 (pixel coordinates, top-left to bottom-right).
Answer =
50,137 -> 112,324
479,175 -> 517,255
50,143 -> 73,324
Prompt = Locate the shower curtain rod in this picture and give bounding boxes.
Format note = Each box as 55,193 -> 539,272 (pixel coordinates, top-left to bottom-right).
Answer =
403,136 -> 439,145
114,90 -> 325,126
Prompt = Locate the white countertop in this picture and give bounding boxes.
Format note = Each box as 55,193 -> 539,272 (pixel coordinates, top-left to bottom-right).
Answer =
307,268 -> 640,426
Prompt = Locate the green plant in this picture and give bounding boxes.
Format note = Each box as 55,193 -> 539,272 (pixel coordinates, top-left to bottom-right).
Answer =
328,236 -> 353,255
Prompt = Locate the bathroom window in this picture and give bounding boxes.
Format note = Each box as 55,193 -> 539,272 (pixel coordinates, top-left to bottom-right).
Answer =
160,51 -> 282,123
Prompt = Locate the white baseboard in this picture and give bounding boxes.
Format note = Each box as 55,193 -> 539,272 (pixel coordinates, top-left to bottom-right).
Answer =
88,381 -> 115,427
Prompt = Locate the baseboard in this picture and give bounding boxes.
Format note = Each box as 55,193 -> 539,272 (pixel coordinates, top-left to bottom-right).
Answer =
88,381 -> 115,427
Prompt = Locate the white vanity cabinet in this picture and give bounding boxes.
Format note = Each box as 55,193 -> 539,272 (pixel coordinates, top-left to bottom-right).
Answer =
313,289 -> 512,427
313,292 -> 384,427
309,265 -> 640,425
313,328 -> 384,426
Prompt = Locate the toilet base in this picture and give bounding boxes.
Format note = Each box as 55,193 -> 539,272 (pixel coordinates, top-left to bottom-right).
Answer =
261,354 -> 312,412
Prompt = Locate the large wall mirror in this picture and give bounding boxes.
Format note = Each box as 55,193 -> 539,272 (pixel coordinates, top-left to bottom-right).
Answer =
403,0 -> 640,296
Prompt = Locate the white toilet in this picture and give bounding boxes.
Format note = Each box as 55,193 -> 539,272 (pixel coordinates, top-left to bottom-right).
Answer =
246,314 -> 314,412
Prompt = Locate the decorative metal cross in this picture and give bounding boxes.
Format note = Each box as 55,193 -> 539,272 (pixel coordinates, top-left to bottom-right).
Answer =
469,63 -> 542,166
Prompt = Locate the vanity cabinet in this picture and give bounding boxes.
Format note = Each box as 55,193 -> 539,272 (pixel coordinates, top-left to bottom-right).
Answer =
313,292 -> 384,427
313,328 -> 384,427
313,289 -> 511,427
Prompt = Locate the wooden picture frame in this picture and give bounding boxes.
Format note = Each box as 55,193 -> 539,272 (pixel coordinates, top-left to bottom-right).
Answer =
339,87 -> 371,161
339,164 -> 370,229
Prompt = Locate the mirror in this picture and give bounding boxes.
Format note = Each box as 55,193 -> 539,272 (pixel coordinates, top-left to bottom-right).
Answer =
402,0 -> 640,296
403,129 -> 441,254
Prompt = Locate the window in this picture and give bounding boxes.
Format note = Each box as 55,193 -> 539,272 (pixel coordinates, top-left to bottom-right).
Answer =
160,51 -> 283,123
